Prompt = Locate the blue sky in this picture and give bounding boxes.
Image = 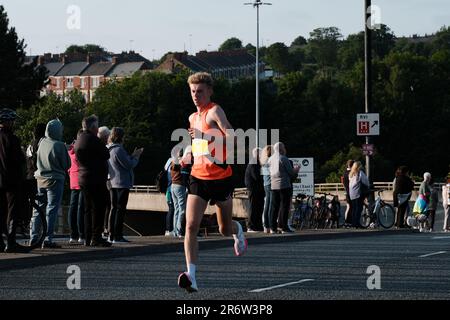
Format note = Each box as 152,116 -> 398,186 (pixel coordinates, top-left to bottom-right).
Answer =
2,0 -> 449,60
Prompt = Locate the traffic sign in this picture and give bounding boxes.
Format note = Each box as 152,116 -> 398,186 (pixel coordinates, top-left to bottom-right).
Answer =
357,113 -> 380,136
362,144 -> 375,156
290,158 -> 314,196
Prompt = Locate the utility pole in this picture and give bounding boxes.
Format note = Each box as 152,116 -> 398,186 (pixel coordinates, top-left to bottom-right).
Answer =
365,0 -> 373,183
244,0 -> 272,149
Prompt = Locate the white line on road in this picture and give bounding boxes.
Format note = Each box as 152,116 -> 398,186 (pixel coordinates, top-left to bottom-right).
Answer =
249,279 -> 315,293
432,236 -> 450,240
419,251 -> 447,258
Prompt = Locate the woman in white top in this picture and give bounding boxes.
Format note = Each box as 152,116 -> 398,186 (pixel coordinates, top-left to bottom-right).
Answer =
349,161 -> 369,228
443,182 -> 450,232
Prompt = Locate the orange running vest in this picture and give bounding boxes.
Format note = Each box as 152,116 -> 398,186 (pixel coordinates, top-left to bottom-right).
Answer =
189,103 -> 232,180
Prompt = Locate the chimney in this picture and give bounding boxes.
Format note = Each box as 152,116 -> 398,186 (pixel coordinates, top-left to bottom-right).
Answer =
112,56 -> 118,64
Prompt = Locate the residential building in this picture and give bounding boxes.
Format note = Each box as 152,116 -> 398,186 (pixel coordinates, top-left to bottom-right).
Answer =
38,51 -> 152,102
156,49 -> 264,80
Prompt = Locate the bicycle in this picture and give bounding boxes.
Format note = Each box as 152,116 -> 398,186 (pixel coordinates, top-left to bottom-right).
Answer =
311,193 -> 340,229
291,193 -> 313,230
360,189 -> 395,229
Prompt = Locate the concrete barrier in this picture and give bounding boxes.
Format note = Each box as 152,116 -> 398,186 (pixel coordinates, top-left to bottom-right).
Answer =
126,183 -> 445,218
127,192 -> 250,218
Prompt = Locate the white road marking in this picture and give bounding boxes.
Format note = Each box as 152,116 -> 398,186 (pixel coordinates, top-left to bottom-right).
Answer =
419,251 -> 446,258
432,236 -> 450,240
249,279 -> 315,293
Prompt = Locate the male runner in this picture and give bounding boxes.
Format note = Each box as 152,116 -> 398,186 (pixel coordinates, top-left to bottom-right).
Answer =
178,72 -> 247,293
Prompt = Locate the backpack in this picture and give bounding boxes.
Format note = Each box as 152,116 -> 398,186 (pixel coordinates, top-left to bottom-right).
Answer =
155,169 -> 168,193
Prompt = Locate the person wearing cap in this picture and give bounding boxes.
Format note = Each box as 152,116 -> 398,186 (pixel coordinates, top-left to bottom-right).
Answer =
0,107 -> 27,253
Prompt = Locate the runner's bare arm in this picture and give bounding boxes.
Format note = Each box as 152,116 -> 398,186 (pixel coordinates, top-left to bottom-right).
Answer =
210,105 -> 233,136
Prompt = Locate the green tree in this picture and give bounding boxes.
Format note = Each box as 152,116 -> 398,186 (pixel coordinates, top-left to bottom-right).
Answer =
264,42 -> 292,74
0,5 -> 46,109
65,44 -> 107,55
219,37 -> 243,51
307,27 -> 343,68
291,35 -> 307,47
16,90 -> 86,145
338,32 -> 364,69
432,26 -> 450,51
372,24 -> 396,59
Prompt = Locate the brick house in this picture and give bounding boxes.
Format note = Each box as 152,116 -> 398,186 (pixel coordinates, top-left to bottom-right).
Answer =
156,49 -> 264,80
38,51 -> 152,102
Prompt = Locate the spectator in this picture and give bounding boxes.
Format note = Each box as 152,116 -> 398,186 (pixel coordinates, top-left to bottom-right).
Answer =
260,145 -> 273,234
25,123 -> 46,198
245,147 -> 264,232
98,126 -> 111,238
413,172 -> 432,232
32,119 -> 71,248
170,147 -> 192,237
67,130 -> 85,244
0,108 -> 27,253
443,181 -> 450,232
393,166 -> 414,229
268,142 -> 300,234
75,115 -> 111,247
107,127 -> 143,243
23,123 -> 46,235
342,160 -> 354,227
164,157 -> 175,236
98,126 -> 110,145
428,179 -> 439,232
349,161 -> 369,228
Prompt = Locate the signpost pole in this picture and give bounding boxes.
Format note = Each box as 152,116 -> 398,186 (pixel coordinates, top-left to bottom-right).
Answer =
365,0 -> 373,183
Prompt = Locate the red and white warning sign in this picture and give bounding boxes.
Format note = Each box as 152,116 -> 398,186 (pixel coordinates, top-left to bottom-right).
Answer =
357,113 -> 380,136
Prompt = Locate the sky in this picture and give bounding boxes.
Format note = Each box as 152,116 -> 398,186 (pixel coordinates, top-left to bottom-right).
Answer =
2,0 -> 449,60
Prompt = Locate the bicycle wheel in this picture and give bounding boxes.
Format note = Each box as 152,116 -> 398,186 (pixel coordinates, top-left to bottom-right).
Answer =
311,207 -> 320,229
291,210 -> 301,230
302,207 -> 313,229
378,203 -> 395,229
359,203 -> 371,228
29,200 -> 47,249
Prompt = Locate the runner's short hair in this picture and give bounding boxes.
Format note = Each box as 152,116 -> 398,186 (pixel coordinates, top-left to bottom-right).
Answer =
188,72 -> 214,87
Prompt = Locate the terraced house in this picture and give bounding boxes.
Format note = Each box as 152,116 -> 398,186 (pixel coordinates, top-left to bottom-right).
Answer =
38,51 -> 152,102
156,49 -> 265,80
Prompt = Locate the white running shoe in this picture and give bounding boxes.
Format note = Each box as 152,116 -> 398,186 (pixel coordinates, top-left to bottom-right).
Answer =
178,272 -> 198,293
234,221 -> 248,256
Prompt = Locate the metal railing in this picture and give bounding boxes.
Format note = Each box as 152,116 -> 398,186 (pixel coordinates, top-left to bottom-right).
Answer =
131,182 -> 445,196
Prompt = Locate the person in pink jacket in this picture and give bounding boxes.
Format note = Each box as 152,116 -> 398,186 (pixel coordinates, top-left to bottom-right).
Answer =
67,130 -> 85,244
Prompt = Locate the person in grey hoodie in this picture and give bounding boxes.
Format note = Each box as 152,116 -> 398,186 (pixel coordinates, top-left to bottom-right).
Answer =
268,142 -> 300,233
31,119 -> 71,247
107,127 -> 143,243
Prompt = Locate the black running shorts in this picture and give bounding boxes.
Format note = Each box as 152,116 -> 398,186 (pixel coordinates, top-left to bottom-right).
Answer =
188,176 -> 234,203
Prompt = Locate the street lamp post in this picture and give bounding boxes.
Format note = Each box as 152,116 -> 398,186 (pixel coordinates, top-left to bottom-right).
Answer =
245,0 -> 272,149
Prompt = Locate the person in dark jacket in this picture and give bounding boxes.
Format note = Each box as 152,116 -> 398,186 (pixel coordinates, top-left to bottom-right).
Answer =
74,115 -> 111,247
393,166 -> 415,228
245,147 -> 264,232
0,108 -> 27,253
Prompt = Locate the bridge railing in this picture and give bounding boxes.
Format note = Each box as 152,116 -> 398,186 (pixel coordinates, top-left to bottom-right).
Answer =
131,182 -> 443,196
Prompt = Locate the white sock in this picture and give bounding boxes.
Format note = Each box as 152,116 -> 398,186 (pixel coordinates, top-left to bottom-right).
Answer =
232,221 -> 240,240
187,263 -> 196,280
